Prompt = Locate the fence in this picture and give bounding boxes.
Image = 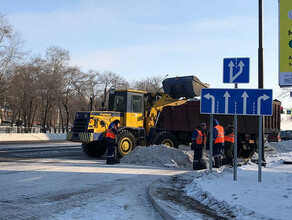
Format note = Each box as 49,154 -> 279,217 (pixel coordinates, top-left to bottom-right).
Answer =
0,126 -> 69,134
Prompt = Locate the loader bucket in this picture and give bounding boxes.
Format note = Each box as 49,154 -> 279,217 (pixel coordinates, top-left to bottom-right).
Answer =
162,75 -> 208,99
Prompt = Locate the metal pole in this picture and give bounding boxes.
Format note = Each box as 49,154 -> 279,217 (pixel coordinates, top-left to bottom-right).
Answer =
234,83 -> 238,181
258,0 -> 265,165
234,115 -> 238,181
209,114 -> 213,172
258,116 -> 263,182
258,0 -> 264,89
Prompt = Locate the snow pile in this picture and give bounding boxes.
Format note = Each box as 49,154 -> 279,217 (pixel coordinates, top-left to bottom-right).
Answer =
184,141 -> 292,220
121,145 -> 193,169
266,139 -> 292,153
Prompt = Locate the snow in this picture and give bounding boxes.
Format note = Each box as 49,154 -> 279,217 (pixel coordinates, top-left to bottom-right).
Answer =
0,133 -> 66,141
0,152 -> 187,220
119,141 -> 292,219
184,141 -> 292,220
121,144 -> 193,169
1,140 -> 292,219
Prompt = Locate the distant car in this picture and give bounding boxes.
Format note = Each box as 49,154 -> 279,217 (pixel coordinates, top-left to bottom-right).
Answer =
280,130 -> 292,141
267,133 -> 281,142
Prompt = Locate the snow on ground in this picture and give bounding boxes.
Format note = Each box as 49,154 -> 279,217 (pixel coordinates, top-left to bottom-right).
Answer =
121,141 -> 292,219
121,145 -> 193,169
3,140 -> 290,219
0,133 -> 66,141
184,141 -> 292,220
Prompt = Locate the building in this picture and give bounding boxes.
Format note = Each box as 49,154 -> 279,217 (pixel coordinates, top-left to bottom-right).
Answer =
281,107 -> 292,130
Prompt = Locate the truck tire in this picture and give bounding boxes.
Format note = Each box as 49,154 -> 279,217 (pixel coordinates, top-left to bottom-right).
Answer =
82,141 -> 107,158
152,131 -> 178,148
117,130 -> 136,157
238,135 -> 256,158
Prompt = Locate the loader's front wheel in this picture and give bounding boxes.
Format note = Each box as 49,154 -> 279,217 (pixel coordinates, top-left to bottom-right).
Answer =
82,141 -> 107,158
152,131 -> 178,148
117,130 -> 136,157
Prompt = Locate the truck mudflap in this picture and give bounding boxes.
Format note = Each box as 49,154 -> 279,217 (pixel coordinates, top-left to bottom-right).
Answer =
66,131 -> 94,142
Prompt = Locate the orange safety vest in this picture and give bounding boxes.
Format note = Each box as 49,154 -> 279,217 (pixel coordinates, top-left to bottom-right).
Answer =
196,129 -> 206,145
225,129 -> 235,143
105,124 -> 117,139
214,125 -> 224,144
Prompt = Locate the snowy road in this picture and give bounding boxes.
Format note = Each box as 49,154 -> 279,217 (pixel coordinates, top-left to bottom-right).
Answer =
0,142 -> 189,220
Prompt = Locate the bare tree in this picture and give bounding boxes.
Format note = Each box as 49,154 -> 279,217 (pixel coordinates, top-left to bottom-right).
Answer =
8,56 -> 46,127
59,66 -> 85,128
72,71 -> 92,111
84,70 -> 102,110
9,64 -> 38,127
132,76 -> 164,93
32,46 -> 71,131
99,71 -> 129,108
0,13 -> 24,96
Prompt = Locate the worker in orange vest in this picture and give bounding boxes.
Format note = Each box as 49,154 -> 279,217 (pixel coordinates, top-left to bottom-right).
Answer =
213,119 -> 224,168
191,122 -> 207,170
105,119 -> 120,165
224,121 -> 235,166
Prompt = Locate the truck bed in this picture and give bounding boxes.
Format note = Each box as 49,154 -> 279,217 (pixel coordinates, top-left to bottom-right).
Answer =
157,100 -> 281,134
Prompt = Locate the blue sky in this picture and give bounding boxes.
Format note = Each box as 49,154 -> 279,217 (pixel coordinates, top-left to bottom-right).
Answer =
1,0 -> 284,100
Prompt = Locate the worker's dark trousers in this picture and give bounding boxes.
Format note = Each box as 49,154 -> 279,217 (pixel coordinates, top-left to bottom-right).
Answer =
213,143 -> 223,168
193,143 -> 205,170
224,141 -> 234,165
106,138 -> 115,158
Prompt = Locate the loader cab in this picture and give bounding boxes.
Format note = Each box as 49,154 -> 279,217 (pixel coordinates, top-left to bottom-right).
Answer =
108,89 -> 147,128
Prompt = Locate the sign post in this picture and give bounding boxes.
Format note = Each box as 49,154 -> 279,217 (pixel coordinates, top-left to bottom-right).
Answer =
209,114 -> 213,172
234,84 -> 238,181
258,116 -> 263,182
201,88 -> 273,182
223,57 -> 250,180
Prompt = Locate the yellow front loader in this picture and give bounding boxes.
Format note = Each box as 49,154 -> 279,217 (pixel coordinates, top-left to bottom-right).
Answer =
67,76 -> 207,158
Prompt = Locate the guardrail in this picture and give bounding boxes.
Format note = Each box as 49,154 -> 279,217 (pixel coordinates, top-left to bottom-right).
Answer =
0,126 -> 69,134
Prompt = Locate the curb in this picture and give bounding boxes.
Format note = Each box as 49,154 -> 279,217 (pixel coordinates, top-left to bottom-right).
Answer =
148,180 -> 178,220
148,172 -> 228,220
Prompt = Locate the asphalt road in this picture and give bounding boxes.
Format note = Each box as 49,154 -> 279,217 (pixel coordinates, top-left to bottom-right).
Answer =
0,141 -> 188,220
0,141 -> 87,161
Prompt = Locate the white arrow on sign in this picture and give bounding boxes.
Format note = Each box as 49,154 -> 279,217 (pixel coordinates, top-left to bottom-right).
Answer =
204,93 -> 215,113
228,61 -> 235,83
257,94 -> 270,115
223,91 -> 230,114
228,60 -> 245,83
241,91 -> 249,115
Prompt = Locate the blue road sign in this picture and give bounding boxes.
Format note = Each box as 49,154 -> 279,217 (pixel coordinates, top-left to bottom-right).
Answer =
200,88 -> 273,116
223,58 -> 250,83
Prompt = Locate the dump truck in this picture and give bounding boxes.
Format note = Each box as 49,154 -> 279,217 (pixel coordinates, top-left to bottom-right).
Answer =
67,75 -> 281,159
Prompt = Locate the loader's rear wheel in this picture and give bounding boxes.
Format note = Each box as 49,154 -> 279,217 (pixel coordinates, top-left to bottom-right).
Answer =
117,130 -> 136,157
152,131 -> 178,148
82,141 -> 107,158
